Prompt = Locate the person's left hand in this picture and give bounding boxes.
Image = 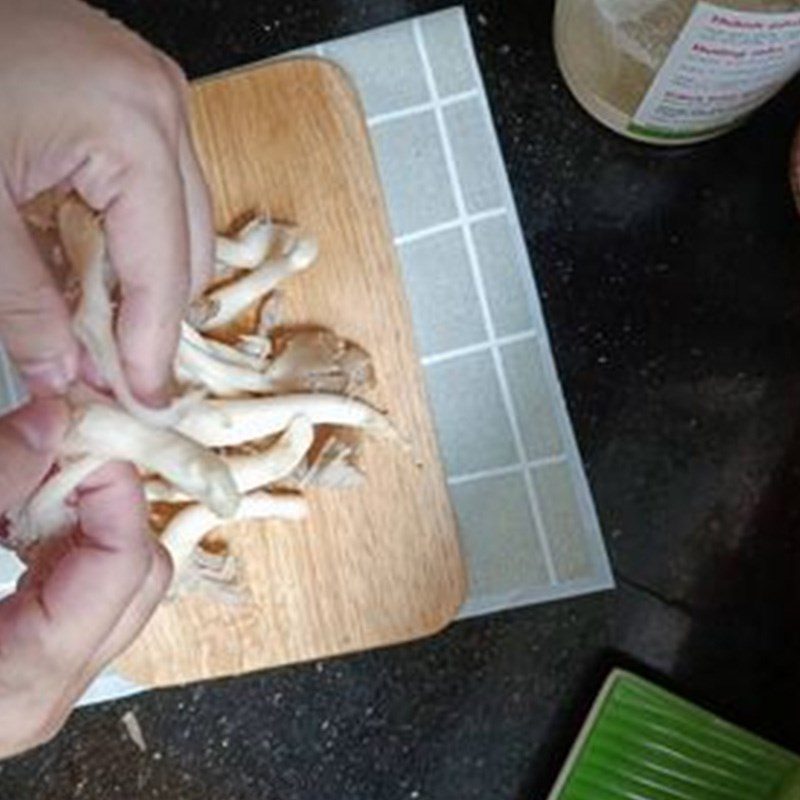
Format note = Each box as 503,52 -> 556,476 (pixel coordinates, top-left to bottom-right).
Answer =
0,397 -> 171,758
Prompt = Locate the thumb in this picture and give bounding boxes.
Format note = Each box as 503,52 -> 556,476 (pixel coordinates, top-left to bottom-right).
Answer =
0,398 -> 69,510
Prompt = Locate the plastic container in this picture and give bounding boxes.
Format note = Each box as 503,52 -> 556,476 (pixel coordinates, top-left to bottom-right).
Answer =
547,670 -> 800,800
554,0 -> 800,144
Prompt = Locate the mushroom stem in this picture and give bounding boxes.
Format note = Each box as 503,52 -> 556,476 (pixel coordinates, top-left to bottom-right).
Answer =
177,333 -> 280,398
215,216 -> 274,269
66,403 -> 240,518
199,236 -> 318,332
177,343 -> 272,397
10,454 -> 109,545
181,322 -> 266,371
145,415 -> 314,502
142,480 -> 190,504
177,394 -> 393,448
221,415 -> 314,491
161,492 -> 308,575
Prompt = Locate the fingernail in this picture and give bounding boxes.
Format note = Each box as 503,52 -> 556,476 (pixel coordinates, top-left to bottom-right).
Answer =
130,370 -> 171,410
8,398 -> 68,452
140,385 -> 170,409
20,356 -> 74,396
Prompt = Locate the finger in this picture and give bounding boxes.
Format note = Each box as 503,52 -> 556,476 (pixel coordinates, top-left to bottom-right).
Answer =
0,462 -> 153,755
72,135 -> 191,407
0,397 -> 68,509
38,543 -> 170,749
161,54 -> 215,297
28,539 -> 169,745
179,126 -> 215,298
87,541 -> 171,670
0,543 -> 167,758
0,184 -> 78,394
110,154 -> 190,406
34,462 -> 153,666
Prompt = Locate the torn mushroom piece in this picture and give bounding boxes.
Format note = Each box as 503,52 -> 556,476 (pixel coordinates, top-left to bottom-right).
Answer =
176,336 -> 276,398
159,492 -> 308,589
177,543 -> 243,603
178,327 -> 374,399
264,330 -> 375,395
294,428 -> 365,490
215,216 -> 275,271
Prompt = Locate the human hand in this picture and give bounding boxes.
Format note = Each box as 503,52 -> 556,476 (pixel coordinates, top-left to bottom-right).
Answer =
0,0 -> 213,403
0,398 -> 170,758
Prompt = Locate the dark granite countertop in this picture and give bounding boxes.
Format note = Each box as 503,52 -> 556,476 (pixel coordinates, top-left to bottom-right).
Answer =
4,1 -> 800,798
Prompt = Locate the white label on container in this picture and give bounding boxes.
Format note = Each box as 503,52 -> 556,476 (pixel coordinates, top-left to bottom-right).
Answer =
632,1 -> 800,139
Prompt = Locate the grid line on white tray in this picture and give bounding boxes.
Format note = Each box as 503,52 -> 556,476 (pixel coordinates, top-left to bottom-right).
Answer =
366,88 -> 480,127
392,206 -> 507,247
420,329 -> 537,367
447,455 -> 569,487
452,5 -> 612,597
412,18 -> 559,585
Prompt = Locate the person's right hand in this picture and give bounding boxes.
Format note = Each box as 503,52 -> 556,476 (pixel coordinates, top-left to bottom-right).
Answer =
0,0 -> 214,403
0,398 -> 171,758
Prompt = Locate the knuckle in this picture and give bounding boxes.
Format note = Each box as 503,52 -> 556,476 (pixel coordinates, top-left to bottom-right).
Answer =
139,59 -> 184,132
148,76 -> 179,122
103,57 -> 183,139
159,53 -> 189,95
70,145 -> 133,211
0,280 -> 63,325
34,629 -> 73,674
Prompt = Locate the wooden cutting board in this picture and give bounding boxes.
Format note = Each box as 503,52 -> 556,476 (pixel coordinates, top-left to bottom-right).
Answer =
115,58 -> 465,686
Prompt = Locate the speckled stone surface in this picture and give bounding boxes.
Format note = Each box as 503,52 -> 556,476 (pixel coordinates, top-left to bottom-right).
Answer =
3,1 -> 800,798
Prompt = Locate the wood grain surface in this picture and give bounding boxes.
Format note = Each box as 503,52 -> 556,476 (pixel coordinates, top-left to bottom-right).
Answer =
115,58 -> 465,686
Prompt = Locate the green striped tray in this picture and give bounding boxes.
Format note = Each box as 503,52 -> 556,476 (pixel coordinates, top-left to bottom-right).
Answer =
547,670 -> 800,800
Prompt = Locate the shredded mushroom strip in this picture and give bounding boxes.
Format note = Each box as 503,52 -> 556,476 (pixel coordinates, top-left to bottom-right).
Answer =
144,415 -> 315,503
5,195 -> 396,598
162,492 -> 309,577
177,395 -> 395,448
198,236 -> 318,331
64,403 -> 240,519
